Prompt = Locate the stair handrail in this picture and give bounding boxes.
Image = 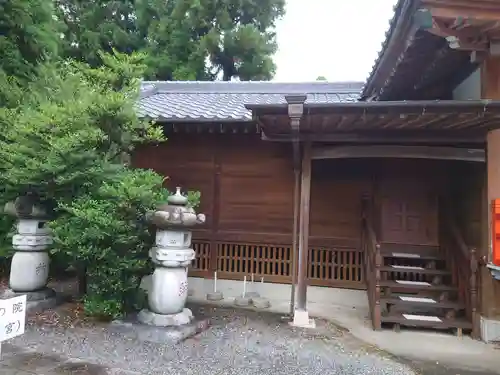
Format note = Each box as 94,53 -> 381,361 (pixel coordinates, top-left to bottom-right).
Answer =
444,210 -> 479,339
361,197 -> 382,330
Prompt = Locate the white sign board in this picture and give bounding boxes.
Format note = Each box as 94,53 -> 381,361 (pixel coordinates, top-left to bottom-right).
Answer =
0,295 -> 26,341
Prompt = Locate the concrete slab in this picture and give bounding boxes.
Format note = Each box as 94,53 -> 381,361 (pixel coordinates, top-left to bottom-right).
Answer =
172,277 -> 500,373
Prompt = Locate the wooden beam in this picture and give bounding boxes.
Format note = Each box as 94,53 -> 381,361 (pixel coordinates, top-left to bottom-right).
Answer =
296,142 -> 312,311
311,145 -> 485,162
262,132 -> 485,144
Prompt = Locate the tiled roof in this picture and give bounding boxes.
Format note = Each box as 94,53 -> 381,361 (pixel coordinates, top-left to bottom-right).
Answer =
137,81 -> 363,122
361,0 -> 418,99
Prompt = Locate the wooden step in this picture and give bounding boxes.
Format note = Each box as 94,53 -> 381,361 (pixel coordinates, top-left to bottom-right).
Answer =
382,252 -> 443,260
380,265 -> 450,275
380,280 -> 457,291
382,295 -> 464,310
381,312 -> 472,330
380,243 -> 443,260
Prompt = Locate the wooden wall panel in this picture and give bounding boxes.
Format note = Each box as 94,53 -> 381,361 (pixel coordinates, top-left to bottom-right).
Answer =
453,163 -> 484,248
132,134 -> 371,288
310,159 -> 371,243
218,135 -> 294,237
450,162 -> 494,317
132,134 -> 215,230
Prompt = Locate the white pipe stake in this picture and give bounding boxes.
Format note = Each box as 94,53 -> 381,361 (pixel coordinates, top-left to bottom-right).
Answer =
214,271 -> 217,293
243,276 -> 247,297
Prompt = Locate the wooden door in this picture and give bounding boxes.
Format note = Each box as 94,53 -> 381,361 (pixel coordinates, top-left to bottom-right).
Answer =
379,177 -> 438,246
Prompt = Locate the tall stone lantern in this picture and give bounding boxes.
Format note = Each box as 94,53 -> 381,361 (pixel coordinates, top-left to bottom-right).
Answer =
138,187 -> 205,326
2,196 -> 57,311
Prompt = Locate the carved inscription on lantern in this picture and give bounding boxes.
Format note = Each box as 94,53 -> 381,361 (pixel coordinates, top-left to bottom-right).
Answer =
178,281 -> 188,297
156,231 -> 189,248
35,262 -> 47,275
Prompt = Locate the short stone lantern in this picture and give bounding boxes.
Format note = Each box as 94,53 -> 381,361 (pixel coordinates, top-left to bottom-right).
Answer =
138,187 -> 206,327
2,196 -> 57,311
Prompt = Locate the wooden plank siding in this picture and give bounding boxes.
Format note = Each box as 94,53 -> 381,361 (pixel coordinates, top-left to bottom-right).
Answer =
132,134 -> 366,289
132,136 -> 468,292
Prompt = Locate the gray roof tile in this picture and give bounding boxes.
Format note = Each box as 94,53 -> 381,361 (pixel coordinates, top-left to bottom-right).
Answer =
137,81 -> 363,122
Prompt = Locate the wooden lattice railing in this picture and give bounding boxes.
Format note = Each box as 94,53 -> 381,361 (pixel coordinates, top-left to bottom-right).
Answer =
217,242 -> 292,283
361,197 -> 382,330
191,241 -> 211,276
308,246 -> 364,288
189,238 -> 364,288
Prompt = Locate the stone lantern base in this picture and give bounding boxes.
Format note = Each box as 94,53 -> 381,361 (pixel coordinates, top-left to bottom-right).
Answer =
110,314 -> 210,345
138,307 -> 194,327
1,287 -> 57,313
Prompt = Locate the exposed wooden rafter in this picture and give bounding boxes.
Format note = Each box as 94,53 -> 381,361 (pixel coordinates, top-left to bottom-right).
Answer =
420,0 -> 500,52
425,17 -> 489,52
421,0 -> 500,22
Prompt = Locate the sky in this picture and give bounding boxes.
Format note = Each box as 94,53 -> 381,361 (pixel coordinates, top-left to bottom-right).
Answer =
273,0 -> 399,82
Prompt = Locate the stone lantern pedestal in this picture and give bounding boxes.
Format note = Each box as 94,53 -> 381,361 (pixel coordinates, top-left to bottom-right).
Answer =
1,197 -> 57,312
138,187 -> 206,327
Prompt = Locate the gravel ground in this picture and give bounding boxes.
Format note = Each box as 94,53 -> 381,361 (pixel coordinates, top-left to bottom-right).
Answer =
7,303 -> 419,375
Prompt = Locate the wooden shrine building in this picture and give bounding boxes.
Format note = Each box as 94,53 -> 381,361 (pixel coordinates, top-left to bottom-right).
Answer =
133,0 -> 500,341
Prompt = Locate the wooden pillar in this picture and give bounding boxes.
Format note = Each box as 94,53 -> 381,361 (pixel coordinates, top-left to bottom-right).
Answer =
481,54 -> 500,340
290,158 -> 300,315
485,130 -> 500,315
292,141 -> 315,327
209,138 -> 221,277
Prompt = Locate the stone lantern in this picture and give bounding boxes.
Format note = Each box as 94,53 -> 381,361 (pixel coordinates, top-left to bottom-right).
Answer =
138,187 -> 205,326
2,196 -> 57,311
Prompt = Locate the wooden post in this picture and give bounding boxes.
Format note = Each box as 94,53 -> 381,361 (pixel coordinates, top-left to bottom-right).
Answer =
209,138 -> 221,277
285,94 -> 307,319
290,155 -> 301,315
481,54 -> 500,340
296,142 -> 312,313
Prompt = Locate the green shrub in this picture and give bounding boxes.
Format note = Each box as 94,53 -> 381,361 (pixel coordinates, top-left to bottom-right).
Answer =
49,167 -> 169,319
0,215 -> 16,277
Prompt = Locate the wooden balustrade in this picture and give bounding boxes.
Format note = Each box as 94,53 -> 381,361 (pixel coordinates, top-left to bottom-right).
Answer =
361,198 -> 382,330
442,216 -> 480,339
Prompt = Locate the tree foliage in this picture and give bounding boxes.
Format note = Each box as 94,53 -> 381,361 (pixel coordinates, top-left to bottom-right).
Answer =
0,0 -> 60,79
0,51 -> 163,208
0,0 -> 61,106
199,0 -> 285,80
56,0 -> 285,81
0,50 -> 170,318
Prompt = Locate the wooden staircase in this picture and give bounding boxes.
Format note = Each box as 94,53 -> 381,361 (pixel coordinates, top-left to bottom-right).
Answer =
378,244 -> 471,335
362,199 -> 480,338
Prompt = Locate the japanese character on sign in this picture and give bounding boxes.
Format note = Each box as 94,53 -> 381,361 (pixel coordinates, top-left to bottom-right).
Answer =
4,320 -> 20,335
12,302 -> 23,314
